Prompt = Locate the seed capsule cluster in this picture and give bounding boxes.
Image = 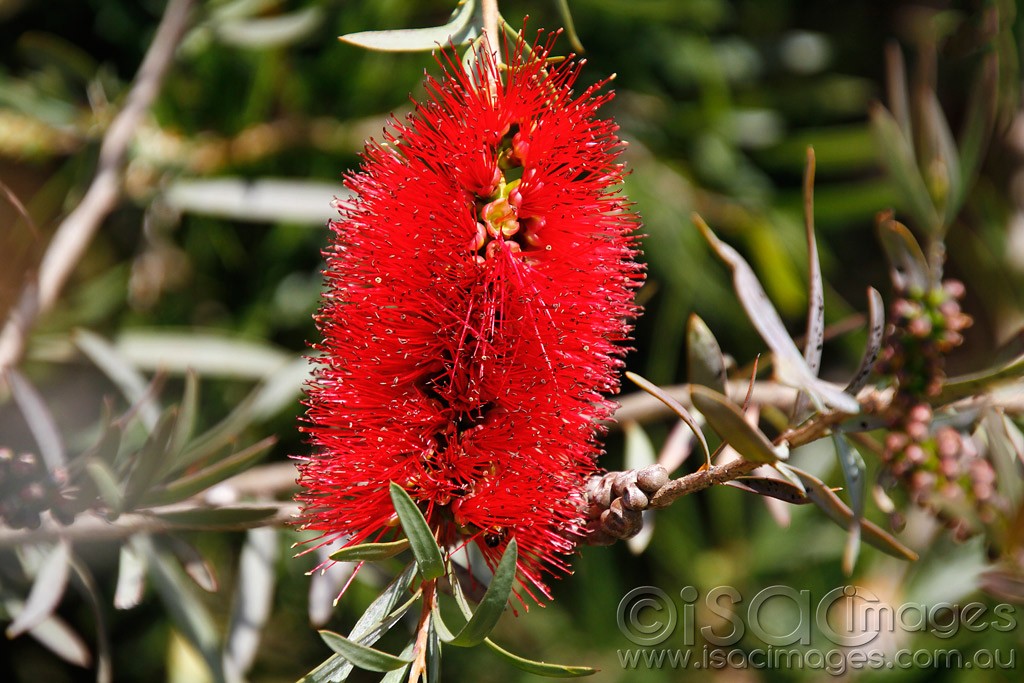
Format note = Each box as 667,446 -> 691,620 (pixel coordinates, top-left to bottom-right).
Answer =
0,448 -> 76,530
876,279 -> 996,538
583,464 -> 669,545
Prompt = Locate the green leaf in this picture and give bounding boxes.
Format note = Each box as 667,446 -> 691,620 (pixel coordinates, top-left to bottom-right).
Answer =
167,369 -> 199,462
922,90 -> 962,229
694,215 -> 859,414
378,643 -> 415,683
483,638 -> 596,677
340,0 -> 479,52
318,631 -> 413,673
299,564 -> 418,683
6,540 -> 71,638
85,458 -> 125,515
869,103 -> 940,235
625,371 -> 710,464
689,385 -> 783,464
216,6 -> 323,48
330,539 -> 410,563
157,536 -> 219,592
686,314 -> 727,394
389,482 -> 445,581
876,213 -> 931,293
446,539 -> 517,647
150,504 -> 281,529
144,436 -> 275,506
554,0 -> 584,53
122,408 -> 178,510
786,465 -> 918,561
938,352 -> 1024,402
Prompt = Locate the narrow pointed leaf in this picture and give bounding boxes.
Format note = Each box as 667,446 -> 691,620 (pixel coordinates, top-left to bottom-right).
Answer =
938,351 -> 1024,402
876,212 -> 931,293
113,542 -> 147,610
6,539 -> 71,638
85,459 -> 125,515
623,421 -> 655,470
318,631 -> 413,672
122,408 -> 178,510
870,103 -> 940,235
686,314 -> 727,394
794,147 -> 824,418
625,371 -> 710,464
226,527 -> 279,678
158,536 -> 219,592
167,369 -> 199,460
786,465 -> 917,561
483,638 -> 596,677
74,329 -> 161,432
5,369 -> 66,471
726,476 -> 810,505
378,643 -> 415,683
690,385 -> 783,464
845,287 -> 885,394
447,539 -> 517,647
389,482 -> 444,581
150,503 -> 280,529
330,539 -> 410,563
832,433 -> 866,573
554,0 -> 584,53
144,436 -> 275,506
923,90 -> 962,228
299,564 -> 418,682
340,0 -> 478,52
694,215 -> 859,413
11,603 -> 91,667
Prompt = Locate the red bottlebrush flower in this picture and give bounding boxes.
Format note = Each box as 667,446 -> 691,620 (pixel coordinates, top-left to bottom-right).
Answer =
296,33 -> 643,600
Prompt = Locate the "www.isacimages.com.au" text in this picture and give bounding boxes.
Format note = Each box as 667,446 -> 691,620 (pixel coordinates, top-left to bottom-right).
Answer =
617,645 -> 1017,676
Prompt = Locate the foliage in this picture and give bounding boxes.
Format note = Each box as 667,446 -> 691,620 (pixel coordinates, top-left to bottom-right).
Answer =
1,0 -> 1023,682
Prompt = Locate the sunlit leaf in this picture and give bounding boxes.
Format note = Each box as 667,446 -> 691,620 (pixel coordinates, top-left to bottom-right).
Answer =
483,638 -> 596,677
389,482 -> 444,581
340,0 -> 479,52
445,539 -> 517,647
329,539 -> 410,563
299,564 -> 418,682
378,643 -> 415,683
216,6 -> 323,48
225,527 -> 279,679
694,215 -> 859,414
318,631 -> 413,673
113,542 -> 147,610
939,353 -> 1024,402
13,604 -> 91,667
690,385 -> 784,464
793,146 -> 824,419
6,540 -> 71,638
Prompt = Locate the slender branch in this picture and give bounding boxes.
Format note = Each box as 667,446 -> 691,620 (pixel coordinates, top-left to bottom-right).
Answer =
0,0 -> 194,374
0,502 -> 298,548
648,458 -> 760,509
409,579 -> 437,683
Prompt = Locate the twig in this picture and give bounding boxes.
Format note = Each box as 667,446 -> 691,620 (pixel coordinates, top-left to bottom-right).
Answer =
0,502 -> 298,548
409,579 -> 437,683
0,0 -> 195,374
648,458 -> 760,508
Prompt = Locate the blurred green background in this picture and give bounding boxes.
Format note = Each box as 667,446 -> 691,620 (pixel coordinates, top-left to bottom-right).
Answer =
1,0 -> 1023,681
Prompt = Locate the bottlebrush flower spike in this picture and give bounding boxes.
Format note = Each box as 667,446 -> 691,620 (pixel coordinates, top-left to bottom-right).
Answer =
296,32 -> 644,601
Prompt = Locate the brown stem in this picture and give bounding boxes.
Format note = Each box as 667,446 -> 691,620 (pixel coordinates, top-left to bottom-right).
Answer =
648,458 -> 760,508
0,0 -> 194,374
408,579 -> 437,683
